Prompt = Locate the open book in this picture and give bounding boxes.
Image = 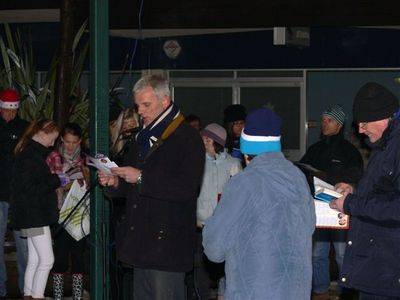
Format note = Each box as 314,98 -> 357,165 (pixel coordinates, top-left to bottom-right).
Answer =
87,154 -> 118,175
314,177 -> 342,203
313,176 -> 349,229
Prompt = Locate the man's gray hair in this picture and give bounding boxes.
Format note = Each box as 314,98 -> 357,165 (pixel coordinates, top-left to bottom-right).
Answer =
133,75 -> 170,100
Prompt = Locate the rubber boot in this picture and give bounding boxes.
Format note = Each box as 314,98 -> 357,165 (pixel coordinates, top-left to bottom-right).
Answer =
52,273 -> 64,300
72,273 -> 84,300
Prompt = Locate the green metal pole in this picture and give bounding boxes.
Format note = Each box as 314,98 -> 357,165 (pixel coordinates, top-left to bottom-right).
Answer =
89,0 -> 109,299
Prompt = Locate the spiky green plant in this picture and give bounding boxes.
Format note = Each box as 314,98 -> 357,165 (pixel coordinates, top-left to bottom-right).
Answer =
0,22 -> 127,139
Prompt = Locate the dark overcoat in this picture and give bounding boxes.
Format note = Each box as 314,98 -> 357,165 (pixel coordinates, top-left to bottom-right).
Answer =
341,118 -> 400,297
108,122 -> 205,272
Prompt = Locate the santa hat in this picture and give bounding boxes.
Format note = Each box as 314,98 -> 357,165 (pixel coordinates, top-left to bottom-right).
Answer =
240,108 -> 282,155
0,89 -> 20,109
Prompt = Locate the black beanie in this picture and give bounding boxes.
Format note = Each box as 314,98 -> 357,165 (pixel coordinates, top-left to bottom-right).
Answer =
223,104 -> 247,123
353,82 -> 399,122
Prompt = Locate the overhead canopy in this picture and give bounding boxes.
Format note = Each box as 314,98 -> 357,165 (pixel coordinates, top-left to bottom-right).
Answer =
0,0 -> 399,37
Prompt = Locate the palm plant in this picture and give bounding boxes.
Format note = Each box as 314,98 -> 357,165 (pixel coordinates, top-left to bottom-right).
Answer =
0,22 -> 126,137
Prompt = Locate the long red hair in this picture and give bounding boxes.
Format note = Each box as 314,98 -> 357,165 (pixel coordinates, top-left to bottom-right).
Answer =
14,119 -> 59,155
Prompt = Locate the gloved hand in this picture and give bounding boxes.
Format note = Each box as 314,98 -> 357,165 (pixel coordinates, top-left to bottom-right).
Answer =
57,173 -> 70,187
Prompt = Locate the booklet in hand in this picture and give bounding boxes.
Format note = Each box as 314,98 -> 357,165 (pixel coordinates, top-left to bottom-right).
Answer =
313,176 -> 349,229
87,154 -> 118,175
313,176 -> 342,203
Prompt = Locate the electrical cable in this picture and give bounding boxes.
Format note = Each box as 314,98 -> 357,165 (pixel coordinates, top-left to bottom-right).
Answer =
126,0 -> 145,104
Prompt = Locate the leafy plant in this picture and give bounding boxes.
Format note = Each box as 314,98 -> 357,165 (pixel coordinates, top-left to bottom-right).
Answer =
0,22 -> 128,140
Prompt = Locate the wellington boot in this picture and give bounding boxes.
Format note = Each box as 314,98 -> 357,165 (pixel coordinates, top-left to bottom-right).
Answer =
53,273 -> 64,300
72,273 -> 84,300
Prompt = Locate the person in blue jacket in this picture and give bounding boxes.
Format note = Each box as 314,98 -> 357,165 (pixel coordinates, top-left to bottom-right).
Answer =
203,108 -> 316,300
331,82 -> 400,300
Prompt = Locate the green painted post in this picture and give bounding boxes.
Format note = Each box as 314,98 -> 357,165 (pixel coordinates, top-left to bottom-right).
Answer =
89,0 -> 109,299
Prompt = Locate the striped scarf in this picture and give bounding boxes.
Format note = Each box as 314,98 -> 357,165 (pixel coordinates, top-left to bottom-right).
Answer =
136,103 -> 181,161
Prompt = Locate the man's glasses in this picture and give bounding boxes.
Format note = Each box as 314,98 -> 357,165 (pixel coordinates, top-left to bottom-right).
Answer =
359,122 -> 368,129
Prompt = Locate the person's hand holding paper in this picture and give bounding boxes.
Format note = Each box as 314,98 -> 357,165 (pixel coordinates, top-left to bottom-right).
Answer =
335,182 -> 354,194
98,171 -> 119,187
330,193 -> 347,213
110,166 -> 142,184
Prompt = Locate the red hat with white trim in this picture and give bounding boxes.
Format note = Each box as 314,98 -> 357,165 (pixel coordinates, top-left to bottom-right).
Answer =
0,88 -> 20,109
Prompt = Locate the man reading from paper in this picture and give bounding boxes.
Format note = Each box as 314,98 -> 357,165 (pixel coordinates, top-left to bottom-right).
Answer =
330,82 -> 400,300
98,75 -> 205,300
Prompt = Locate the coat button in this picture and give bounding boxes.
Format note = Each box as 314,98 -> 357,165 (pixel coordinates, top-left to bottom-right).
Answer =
348,241 -> 352,246
341,277 -> 346,282
130,226 -> 134,231
157,236 -> 162,240
370,238 -> 374,243
159,230 -> 164,234
133,204 -> 137,209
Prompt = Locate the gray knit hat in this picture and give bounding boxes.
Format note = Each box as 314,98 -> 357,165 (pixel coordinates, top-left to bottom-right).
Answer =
322,104 -> 346,126
201,123 -> 227,147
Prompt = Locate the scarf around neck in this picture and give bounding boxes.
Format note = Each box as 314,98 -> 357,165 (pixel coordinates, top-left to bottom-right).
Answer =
136,103 -> 181,160
60,144 -> 82,172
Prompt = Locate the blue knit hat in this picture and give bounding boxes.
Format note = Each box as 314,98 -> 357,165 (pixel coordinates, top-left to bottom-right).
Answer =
322,104 -> 346,125
240,108 -> 282,155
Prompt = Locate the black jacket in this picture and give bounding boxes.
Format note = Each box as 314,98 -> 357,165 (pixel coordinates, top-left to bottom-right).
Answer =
10,139 -> 61,229
0,116 -> 28,201
300,133 -> 364,187
106,122 -> 205,272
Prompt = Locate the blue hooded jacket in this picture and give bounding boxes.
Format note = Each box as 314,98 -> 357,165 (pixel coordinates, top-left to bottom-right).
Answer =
203,151 -> 315,300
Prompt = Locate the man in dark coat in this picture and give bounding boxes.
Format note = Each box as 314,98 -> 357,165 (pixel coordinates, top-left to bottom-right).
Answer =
0,89 -> 28,299
98,75 -> 205,300
300,104 -> 363,300
331,82 -> 400,300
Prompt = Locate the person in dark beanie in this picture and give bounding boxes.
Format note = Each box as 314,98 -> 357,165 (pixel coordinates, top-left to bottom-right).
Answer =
0,88 -> 29,299
299,105 -> 363,300
330,82 -> 400,300
203,108 -> 315,300
223,104 -> 247,165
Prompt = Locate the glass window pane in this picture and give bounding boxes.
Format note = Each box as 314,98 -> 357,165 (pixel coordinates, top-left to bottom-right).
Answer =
173,87 -> 233,128
241,87 -> 301,150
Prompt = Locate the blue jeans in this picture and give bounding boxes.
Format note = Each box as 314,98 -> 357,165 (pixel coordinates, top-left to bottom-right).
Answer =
133,268 -> 185,300
0,202 -> 7,297
0,201 -> 28,296
312,228 -> 347,294
14,230 -> 28,293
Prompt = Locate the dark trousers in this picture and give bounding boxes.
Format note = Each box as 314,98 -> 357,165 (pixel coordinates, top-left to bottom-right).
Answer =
359,292 -> 400,300
192,229 -> 225,300
133,268 -> 185,300
52,228 -> 86,273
